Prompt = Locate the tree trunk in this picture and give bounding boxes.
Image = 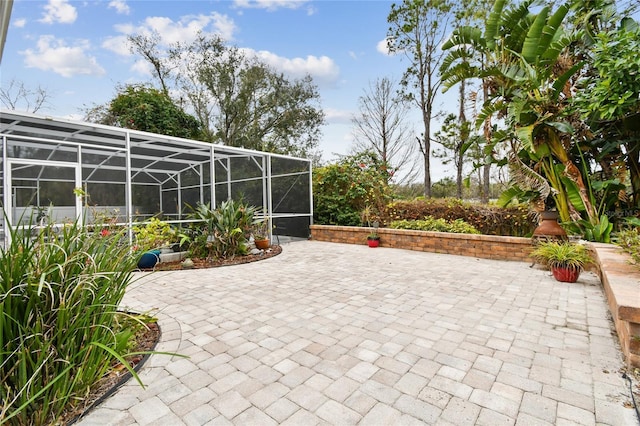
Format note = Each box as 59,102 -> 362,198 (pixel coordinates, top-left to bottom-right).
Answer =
481,79 -> 492,204
456,150 -> 463,199
482,163 -> 491,203
423,138 -> 431,197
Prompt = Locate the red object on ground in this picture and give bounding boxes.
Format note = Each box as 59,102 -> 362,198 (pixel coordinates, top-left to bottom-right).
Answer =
552,266 -> 580,283
367,239 -> 380,248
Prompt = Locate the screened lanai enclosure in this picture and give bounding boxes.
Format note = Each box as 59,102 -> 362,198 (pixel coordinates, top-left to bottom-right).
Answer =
0,110 -> 313,245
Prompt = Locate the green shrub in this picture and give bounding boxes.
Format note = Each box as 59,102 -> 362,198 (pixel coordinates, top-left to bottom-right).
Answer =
615,227 -> 640,265
313,151 -> 393,226
0,220 -> 142,424
188,200 -> 257,259
389,216 -> 481,234
133,217 -> 177,249
383,198 -> 535,236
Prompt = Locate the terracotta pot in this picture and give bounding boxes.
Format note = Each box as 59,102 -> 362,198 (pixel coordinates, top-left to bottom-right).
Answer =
255,239 -> 270,250
533,210 -> 567,240
551,266 -> 581,283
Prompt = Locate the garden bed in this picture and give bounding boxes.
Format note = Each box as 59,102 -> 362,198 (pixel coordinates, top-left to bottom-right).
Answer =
151,245 -> 282,270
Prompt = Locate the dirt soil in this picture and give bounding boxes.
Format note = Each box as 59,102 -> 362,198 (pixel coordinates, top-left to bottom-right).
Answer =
65,245 -> 282,424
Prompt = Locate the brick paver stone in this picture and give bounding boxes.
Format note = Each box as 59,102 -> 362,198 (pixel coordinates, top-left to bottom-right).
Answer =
77,241 -> 635,426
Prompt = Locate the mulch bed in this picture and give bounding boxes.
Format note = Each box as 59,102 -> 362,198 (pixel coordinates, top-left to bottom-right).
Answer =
150,244 -> 282,271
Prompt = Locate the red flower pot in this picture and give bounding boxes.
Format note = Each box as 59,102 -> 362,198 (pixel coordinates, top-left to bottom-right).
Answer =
551,266 -> 581,283
367,238 -> 380,248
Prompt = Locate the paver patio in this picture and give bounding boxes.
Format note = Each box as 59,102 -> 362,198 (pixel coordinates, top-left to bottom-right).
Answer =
78,241 -> 637,425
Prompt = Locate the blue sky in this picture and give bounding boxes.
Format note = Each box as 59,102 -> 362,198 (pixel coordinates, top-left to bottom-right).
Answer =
2,0 -> 454,178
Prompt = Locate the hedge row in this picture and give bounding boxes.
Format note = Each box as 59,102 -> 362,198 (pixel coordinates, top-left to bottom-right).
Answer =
381,198 -> 536,237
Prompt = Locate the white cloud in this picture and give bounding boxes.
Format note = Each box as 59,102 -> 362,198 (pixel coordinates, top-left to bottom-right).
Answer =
13,18 -> 27,28
377,38 -> 393,55
108,0 -> 131,15
102,35 -> 131,56
233,0 -> 311,11
39,0 -> 77,24
324,108 -> 353,124
252,50 -> 340,86
21,35 -> 106,77
131,59 -> 153,77
145,13 -> 237,43
103,12 -> 237,55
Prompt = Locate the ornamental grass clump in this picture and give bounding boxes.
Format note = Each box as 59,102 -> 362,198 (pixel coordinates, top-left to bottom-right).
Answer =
530,241 -> 592,271
0,219 -> 142,425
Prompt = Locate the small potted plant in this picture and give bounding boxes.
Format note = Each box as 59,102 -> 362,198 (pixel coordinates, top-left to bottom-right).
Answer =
361,205 -> 381,248
531,241 -> 592,282
252,218 -> 271,250
367,221 -> 381,248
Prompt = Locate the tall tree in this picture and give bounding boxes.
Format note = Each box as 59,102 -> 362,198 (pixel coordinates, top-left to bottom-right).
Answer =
387,0 -> 454,197
85,84 -> 201,140
128,32 -> 324,158
433,113 -> 473,198
351,77 -> 417,183
440,0 -> 499,203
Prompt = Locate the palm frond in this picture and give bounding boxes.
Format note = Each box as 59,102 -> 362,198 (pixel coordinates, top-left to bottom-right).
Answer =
507,151 -> 552,203
475,99 -> 507,128
441,62 -> 480,91
442,26 -> 484,51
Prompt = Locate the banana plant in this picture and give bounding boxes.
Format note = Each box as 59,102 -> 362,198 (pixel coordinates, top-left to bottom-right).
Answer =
441,0 -> 604,236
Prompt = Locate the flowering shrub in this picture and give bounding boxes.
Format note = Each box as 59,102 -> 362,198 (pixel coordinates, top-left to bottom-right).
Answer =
313,151 -> 394,226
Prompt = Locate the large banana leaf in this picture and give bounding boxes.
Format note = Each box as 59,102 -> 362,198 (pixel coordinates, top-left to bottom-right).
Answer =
536,4 -> 569,58
560,174 -> 587,213
522,6 -> 549,62
485,0 -> 507,50
441,26 -> 484,51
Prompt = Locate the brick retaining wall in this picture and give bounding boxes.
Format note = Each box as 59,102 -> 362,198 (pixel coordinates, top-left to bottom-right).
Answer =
309,225 -> 534,262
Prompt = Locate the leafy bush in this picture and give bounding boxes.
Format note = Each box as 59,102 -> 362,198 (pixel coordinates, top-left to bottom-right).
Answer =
313,151 -> 393,226
383,198 -> 535,236
0,220 -> 142,424
133,217 -> 177,249
615,227 -> 640,265
390,216 -> 481,234
188,200 -> 257,259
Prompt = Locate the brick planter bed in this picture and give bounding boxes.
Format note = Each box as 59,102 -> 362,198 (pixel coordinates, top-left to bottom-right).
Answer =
309,224 -> 534,262
310,224 -> 640,368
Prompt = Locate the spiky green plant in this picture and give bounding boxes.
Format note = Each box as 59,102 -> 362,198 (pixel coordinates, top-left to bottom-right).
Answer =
0,219 -> 142,425
189,200 -> 258,260
531,241 -> 592,271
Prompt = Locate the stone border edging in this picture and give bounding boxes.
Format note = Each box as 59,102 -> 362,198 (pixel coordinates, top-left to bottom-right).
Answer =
591,243 -> 640,368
